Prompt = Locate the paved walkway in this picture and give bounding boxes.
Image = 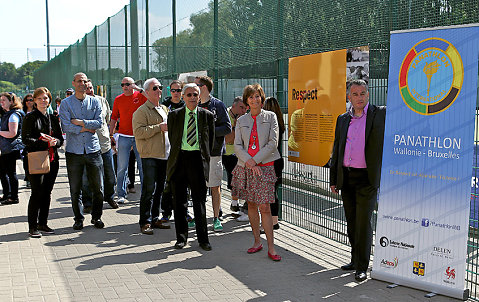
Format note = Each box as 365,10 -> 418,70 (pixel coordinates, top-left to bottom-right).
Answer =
0,153 -> 456,301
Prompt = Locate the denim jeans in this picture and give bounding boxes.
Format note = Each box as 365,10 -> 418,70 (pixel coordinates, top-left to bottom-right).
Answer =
0,150 -> 20,199
139,158 -> 167,226
116,136 -> 143,198
83,149 -> 116,207
66,152 -> 104,222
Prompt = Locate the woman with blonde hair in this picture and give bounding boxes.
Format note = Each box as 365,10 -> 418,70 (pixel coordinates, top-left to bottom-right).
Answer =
231,84 -> 282,261
0,92 -> 25,205
22,87 -> 63,238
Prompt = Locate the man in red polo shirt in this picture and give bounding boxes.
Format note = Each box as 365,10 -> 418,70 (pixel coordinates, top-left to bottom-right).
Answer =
109,77 -> 147,204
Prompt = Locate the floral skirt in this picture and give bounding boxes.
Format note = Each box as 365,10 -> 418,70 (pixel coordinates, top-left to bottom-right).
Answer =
231,165 -> 277,204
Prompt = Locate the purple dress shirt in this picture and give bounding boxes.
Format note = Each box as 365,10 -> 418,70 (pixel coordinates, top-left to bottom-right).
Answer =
343,103 -> 368,168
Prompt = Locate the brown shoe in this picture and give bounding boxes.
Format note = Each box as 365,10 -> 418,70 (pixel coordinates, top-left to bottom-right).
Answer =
141,224 -> 153,235
152,220 -> 171,229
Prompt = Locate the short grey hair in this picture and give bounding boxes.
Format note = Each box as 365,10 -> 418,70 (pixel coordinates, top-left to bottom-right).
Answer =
347,79 -> 368,95
144,78 -> 160,91
182,83 -> 199,95
232,96 -> 242,104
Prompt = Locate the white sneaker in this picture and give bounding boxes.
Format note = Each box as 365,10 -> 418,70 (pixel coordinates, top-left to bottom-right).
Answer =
236,213 -> 249,222
117,197 -> 126,204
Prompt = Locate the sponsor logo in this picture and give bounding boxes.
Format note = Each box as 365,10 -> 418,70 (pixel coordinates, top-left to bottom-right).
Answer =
380,257 -> 399,268
431,246 -> 453,259
421,217 -> 460,231
399,37 -> 463,116
413,261 -> 425,276
378,236 -> 415,250
444,267 -> 456,285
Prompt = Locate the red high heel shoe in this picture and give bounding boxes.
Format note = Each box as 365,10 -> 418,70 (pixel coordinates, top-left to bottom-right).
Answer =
247,244 -> 263,254
268,251 -> 281,261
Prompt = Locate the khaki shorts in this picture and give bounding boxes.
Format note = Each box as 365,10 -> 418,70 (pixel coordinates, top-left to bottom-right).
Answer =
207,156 -> 223,187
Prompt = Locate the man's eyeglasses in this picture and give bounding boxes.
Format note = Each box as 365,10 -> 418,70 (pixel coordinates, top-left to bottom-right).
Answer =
121,83 -> 131,87
186,93 -> 199,97
152,85 -> 163,91
170,89 -> 182,93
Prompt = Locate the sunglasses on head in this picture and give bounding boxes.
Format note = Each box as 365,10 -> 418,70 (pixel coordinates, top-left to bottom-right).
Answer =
121,83 -> 131,87
170,89 -> 182,93
186,93 -> 199,97
152,85 -> 163,91
196,83 -> 205,87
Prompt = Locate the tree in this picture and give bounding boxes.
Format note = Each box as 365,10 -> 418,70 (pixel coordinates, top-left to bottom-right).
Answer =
0,62 -> 18,84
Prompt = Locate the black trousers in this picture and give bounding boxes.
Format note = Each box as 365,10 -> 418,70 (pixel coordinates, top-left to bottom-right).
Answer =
28,160 -> 59,229
222,154 -> 237,189
171,150 -> 209,244
341,167 -> 377,272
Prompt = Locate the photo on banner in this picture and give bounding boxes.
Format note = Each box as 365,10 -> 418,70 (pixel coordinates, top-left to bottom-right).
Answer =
287,46 -> 369,167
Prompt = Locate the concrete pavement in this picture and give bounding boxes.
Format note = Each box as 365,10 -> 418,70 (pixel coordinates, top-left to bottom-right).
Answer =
0,154 -> 456,301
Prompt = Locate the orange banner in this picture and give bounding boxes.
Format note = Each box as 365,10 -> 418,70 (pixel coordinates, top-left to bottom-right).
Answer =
288,50 -> 347,166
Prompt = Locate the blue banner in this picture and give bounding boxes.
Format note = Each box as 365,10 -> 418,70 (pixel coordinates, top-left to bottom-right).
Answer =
372,24 -> 479,300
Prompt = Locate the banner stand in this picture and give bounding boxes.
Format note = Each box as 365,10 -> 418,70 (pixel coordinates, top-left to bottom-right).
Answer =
371,270 -> 469,301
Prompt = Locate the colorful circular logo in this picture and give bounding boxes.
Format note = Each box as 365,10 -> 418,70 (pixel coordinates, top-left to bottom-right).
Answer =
399,38 -> 463,115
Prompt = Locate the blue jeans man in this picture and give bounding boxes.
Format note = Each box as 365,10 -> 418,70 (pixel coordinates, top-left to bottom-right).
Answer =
116,136 -> 143,202
82,149 -> 117,209
65,152 -> 104,225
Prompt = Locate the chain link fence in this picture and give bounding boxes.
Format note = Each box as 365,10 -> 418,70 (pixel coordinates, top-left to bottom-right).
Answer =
34,0 -> 479,298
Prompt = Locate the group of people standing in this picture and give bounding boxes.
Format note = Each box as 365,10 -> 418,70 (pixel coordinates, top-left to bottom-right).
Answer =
2,72 -> 285,262
1,75 -> 387,280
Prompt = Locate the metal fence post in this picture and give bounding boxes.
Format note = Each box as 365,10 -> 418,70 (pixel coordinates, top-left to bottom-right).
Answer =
94,26 -> 99,84
172,0 -> 177,76
124,5 -> 128,76
213,0 -> 219,97
130,0 -> 140,80
84,34 -> 88,74
146,0 -> 149,78
108,17 -> 112,100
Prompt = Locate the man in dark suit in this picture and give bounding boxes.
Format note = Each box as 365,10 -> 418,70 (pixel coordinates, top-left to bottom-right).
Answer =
166,83 -> 215,251
330,79 -> 386,282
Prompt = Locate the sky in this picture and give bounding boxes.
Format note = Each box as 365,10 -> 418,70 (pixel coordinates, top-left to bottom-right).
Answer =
1,0 -> 130,67
1,0 -> 210,68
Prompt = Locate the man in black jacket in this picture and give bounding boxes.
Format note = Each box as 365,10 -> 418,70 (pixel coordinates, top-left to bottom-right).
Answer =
330,79 -> 386,282
196,76 -> 231,232
166,83 -> 215,251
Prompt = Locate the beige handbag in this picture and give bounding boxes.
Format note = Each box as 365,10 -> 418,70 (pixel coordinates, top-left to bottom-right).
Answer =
28,151 -> 50,174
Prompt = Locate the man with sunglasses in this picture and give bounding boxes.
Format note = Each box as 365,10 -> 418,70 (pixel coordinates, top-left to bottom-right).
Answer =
195,76 -> 231,232
166,83 -> 214,251
109,77 -> 147,204
132,78 -> 170,234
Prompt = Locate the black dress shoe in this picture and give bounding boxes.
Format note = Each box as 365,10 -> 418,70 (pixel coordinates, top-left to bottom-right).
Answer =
73,221 -> 84,230
199,243 -> 212,251
174,241 -> 186,249
91,219 -> 105,229
355,271 -> 367,282
341,262 -> 355,271
107,199 -> 119,209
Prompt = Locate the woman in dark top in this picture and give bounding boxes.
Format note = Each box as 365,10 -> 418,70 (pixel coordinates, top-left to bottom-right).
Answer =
263,97 -> 285,230
0,92 -> 25,205
22,87 -> 63,238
